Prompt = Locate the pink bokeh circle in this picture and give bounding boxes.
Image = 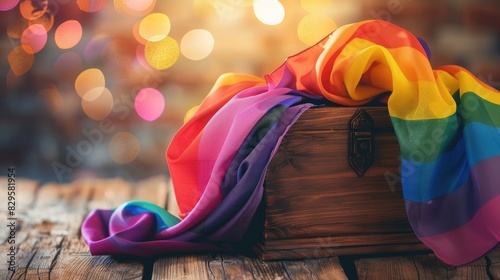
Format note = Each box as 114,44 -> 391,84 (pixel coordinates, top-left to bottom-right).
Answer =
134,88 -> 165,121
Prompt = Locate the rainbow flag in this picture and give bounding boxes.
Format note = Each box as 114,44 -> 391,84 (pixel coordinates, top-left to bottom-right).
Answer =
81,20 -> 500,265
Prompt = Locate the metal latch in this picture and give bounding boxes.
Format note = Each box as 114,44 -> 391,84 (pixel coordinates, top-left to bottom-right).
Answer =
348,109 -> 375,177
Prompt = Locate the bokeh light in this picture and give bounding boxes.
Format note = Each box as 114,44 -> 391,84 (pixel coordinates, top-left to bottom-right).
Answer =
184,105 -> 199,124
77,0 -> 107,13
132,21 -> 148,45
253,0 -> 285,26
54,52 -> 83,81
7,18 -> 26,39
37,84 -> 63,114
21,24 -> 48,54
114,0 -> 154,16
20,0 -> 47,20
109,132 -> 141,164
144,36 -> 179,70
0,0 -> 20,11
6,70 -> 23,89
81,87 -> 113,120
55,20 -> 83,49
135,45 -> 150,69
75,68 -> 106,101
29,13 -> 54,32
125,0 -> 155,13
297,13 -> 337,45
7,46 -> 34,76
192,0 -> 212,18
139,13 -> 171,42
84,36 -> 110,64
134,88 -> 165,121
180,29 -> 214,61
301,0 -> 332,13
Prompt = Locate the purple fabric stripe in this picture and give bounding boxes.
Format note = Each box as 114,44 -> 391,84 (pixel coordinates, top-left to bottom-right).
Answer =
205,104 -> 311,242
169,104 -> 311,242
406,155 -> 500,237
419,196 -> 500,266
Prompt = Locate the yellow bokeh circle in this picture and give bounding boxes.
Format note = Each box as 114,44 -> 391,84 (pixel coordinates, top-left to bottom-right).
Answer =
144,36 -> 179,70
139,13 -> 171,42
300,0 -> 332,13
74,68 -> 106,101
297,13 -> 336,46
180,29 -> 214,61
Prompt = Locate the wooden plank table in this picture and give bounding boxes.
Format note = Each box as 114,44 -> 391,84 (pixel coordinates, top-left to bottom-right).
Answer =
0,176 -> 498,279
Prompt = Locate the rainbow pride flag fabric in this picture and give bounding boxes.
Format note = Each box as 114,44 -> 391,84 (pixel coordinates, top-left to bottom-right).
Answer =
81,20 -> 500,265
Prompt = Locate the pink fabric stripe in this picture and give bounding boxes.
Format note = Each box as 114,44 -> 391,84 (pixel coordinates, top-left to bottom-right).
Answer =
419,196 -> 500,265
156,89 -> 295,239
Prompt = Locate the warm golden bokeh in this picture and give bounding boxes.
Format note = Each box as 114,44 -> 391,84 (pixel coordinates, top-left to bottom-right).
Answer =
19,0 -> 46,20
298,13 -> 337,45
6,17 -> 25,38
144,36 -> 179,70
75,68 -> 106,101
139,13 -> 171,42
253,0 -> 285,26
114,0 -> 155,17
76,0 -> 107,13
1,0 -> 498,183
81,87 -> 114,120
180,29 -> 214,61
37,84 -> 63,115
109,132 -> 141,164
125,0 -> 155,13
7,45 -> 34,76
301,0 -> 333,13
55,20 -> 83,49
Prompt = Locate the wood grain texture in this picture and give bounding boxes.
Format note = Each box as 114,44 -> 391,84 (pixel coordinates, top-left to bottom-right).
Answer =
51,256 -> 143,280
258,106 -> 422,259
152,253 -> 349,280
152,254 -> 214,280
283,257 -> 348,280
0,176 -> 169,279
1,175 -> 495,279
207,254 -> 290,280
355,253 -> 493,280
287,106 -> 393,131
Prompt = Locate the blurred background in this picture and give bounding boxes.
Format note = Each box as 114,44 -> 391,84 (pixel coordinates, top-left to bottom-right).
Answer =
1,0 -> 499,183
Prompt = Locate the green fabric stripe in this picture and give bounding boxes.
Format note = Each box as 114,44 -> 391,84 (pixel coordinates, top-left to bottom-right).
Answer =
391,91 -> 500,162
391,116 -> 459,162
459,92 -> 500,127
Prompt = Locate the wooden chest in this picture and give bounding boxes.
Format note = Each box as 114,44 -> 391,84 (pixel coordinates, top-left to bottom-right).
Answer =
254,106 -> 428,260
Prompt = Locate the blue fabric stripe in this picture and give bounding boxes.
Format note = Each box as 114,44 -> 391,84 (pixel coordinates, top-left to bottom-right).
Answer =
402,122 -> 500,202
402,138 -> 469,202
464,122 -> 500,166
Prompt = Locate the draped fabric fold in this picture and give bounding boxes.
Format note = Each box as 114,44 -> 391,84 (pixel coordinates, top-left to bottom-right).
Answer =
81,20 -> 500,265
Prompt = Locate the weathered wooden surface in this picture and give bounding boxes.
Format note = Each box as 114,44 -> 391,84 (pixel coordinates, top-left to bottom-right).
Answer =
355,251 -> 500,280
0,176 -> 498,279
0,176 -> 165,280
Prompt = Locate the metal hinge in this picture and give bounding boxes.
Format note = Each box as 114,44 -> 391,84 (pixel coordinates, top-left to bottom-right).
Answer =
348,109 -> 375,177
